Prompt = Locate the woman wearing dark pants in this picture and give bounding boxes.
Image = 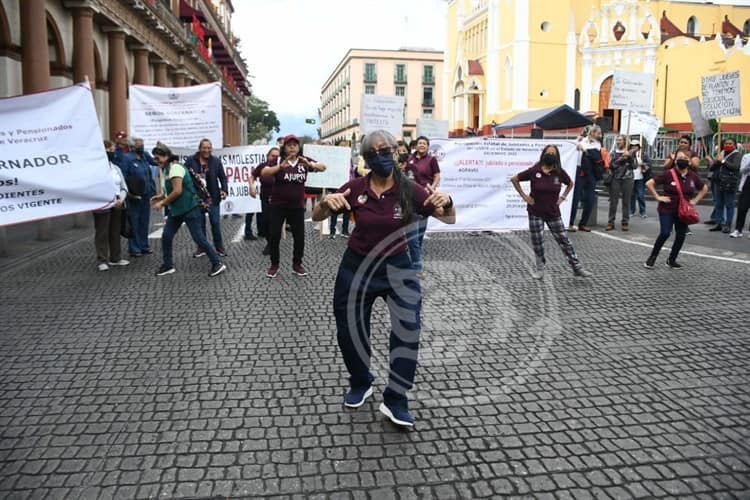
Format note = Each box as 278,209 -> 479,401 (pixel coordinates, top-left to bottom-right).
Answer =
730,153 -> 750,238
312,130 -> 456,427
260,135 -> 325,278
644,152 -> 708,269
247,147 -> 279,255
94,140 -> 130,271
569,125 -> 603,232
607,135 -> 636,231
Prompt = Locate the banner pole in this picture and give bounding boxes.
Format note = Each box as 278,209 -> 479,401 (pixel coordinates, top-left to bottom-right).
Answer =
625,110 -> 632,139
319,188 -> 327,240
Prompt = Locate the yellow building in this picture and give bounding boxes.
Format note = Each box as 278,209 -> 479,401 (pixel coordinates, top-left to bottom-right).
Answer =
444,0 -> 750,135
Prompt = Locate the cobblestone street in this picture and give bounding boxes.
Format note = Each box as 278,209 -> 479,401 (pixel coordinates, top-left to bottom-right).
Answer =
1,219 -> 749,499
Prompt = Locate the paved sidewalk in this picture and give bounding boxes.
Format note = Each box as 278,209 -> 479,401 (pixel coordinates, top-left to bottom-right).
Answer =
0,217 -> 749,499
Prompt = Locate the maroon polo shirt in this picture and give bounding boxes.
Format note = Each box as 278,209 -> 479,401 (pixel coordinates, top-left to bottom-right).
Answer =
260,158 -> 313,208
252,161 -> 275,192
405,153 -> 440,187
336,174 -> 436,257
653,168 -> 705,216
516,164 -> 572,220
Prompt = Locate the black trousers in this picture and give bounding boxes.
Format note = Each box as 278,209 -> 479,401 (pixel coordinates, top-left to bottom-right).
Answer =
268,206 -> 305,266
735,183 -> 750,232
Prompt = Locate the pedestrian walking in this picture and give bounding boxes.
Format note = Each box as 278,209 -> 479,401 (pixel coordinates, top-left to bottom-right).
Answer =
259,134 -> 326,278
93,141 -> 130,271
185,139 -> 229,257
606,135 -> 636,231
149,142 -> 227,277
629,139 -> 651,218
404,136 -> 441,271
644,151 -> 709,269
707,138 -> 742,234
511,145 -> 592,280
311,129 -> 456,427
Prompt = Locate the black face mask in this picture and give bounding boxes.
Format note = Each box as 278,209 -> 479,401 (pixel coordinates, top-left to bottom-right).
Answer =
107,151 -> 116,162
676,159 -> 690,169
541,153 -> 557,166
398,153 -> 409,163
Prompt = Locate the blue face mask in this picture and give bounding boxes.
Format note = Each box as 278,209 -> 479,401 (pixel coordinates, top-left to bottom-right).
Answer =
367,151 -> 395,177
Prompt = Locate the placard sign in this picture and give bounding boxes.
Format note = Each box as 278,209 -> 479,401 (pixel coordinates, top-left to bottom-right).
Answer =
701,71 -> 741,119
622,111 -> 661,146
684,97 -> 713,138
416,119 -> 450,140
360,95 -> 405,137
608,70 -> 654,113
303,145 -> 351,189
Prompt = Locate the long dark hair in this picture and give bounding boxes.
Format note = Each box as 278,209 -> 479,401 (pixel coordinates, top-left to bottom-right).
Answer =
361,130 -> 415,226
538,144 -> 563,175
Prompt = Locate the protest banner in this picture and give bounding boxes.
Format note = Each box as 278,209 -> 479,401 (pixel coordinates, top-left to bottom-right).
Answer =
173,146 -> 266,214
416,119 -> 450,140
621,111 -> 661,146
427,138 -> 577,232
684,97 -> 713,138
0,81 -> 116,226
608,70 -> 654,114
360,95 -> 405,137
129,82 -> 223,149
701,71 -> 741,119
303,145 -> 351,189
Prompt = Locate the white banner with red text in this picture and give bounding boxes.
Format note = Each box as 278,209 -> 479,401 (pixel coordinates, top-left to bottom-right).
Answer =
426,138 -> 578,232
0,81 -> 116,226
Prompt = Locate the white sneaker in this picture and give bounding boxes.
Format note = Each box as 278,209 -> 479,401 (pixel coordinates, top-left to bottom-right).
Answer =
531,269 -> 544,280
729,230 -> 742,238
107,259 -> 130,266
97,263 -> 109,271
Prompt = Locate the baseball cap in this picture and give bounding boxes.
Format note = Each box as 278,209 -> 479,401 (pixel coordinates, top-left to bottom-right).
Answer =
629,139 -> 641,146
283,134 -> 300,144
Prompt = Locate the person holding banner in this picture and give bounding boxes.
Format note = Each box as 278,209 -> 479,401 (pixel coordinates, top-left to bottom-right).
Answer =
93,141 -> 130,271
260,135 -> 326,278
185,139 -> 229,257
405,136 -> 441,271
311,129 -> 456,427
644,151 -> 708,270
606,135 -> 636,231
511,145 -> 592,280
149,143 -> 227,277
248,147 -> 279,254
707,138 -> 742,234
569,125 -> 603,232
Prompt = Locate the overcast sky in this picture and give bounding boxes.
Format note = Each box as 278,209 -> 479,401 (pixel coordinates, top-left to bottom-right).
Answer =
232,0 -> 447,137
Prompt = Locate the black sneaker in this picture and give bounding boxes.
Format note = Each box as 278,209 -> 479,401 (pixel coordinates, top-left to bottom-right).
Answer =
261,244 -> 270,256
341,231 -> 350,238
216,247 -> 228,257
644,256 -> 656,269
244,234 -> 257,241
155,265 -> 175,276
209,263 -> 227,276
665,259 -> 682,270
709,225 -> 723,232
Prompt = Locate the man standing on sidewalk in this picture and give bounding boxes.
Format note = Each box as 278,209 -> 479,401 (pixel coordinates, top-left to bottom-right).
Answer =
185,139 -> 228,257
121,137 -> 158,257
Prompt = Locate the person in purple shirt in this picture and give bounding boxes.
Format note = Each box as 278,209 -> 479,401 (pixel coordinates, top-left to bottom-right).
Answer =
259,135 -> 326,277
645,151 -> 708,269
511,145 -> 592,280
404,136 -> 441,272
312,130 -> 456,427
247,146 -> 279,255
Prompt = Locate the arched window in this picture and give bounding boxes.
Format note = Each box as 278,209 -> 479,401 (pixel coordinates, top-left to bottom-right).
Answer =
744,19 -> 750,36
686,16 -> 697,35
47,13 -> 66,76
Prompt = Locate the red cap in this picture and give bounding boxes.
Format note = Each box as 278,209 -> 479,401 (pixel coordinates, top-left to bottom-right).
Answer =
114,130 -> 128,139
282,134 -> 300,144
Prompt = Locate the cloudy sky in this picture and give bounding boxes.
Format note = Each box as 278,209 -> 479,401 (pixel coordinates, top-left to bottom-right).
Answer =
232,0 -> 447,138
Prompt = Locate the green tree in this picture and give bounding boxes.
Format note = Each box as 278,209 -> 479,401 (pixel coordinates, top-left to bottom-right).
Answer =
246,95 -> 280,143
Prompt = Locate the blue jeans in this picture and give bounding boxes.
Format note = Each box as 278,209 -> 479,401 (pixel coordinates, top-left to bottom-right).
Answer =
569,170 -> 596,226
713,189 -> 735,228
631,179 -> 646,216
162,207 -> 221,268
199,204 -> 224,249
333,248 -> 421,406
406,216 -> 428,271
709,180 -> 721,224
127,198 -> 151,254
650,213 -> 688,262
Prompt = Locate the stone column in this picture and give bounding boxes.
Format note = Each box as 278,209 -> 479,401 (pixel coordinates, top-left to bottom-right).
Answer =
133,48 -> 150,84
173,71 -> 185,87
153,61 -> 168,87
21,0 -> 52,242
107,30 -> 128,138
222,108 -> 229,146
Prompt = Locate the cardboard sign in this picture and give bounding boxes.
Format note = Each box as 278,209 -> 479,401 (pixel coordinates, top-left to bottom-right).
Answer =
701,71 -> 741,119
416,119 -> 450,140
684,97 -> 713,138
360,95 -> 405,137
302,145 -> 351,189
608,70 -> 654,113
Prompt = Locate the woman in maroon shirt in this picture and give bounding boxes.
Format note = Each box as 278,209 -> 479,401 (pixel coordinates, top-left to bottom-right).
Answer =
312,130 -> 455,427
260,135 -> 325,277
511,145 -> 592,279
645,151 -> 708,269
404,136 -> 441,272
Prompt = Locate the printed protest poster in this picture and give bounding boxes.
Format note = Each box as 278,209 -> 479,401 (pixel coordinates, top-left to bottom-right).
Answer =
426,138 -> 578,232
417,119 -> 450,140
360,95 -> 405,137
0,81 -> 116,226
173,146 -> 266,214
303,145 -> 351,189
129,82 -> 223,149
701,71 -> 741,119
684,97 -> 713,138
608,70 -> 654,113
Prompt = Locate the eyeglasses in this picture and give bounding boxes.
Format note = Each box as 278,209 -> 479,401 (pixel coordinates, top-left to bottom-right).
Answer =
363,147 -> 392,158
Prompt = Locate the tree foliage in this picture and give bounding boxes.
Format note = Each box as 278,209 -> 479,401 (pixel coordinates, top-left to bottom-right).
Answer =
246,95 -> 281,144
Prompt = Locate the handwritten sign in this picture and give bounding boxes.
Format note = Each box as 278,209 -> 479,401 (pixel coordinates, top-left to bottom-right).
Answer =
608,70 -> 654,113
701,71 -> 741,119
416,119 -> 450,140
303,145 -> 351,189
684,97 -> 713,137
360,95 -> 405,137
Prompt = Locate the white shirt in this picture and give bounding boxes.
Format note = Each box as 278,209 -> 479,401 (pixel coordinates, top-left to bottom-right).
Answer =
632,150 -> 644,180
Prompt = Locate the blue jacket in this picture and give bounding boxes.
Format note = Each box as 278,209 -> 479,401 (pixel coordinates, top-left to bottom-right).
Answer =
185,153 -> 228,201
121,151 -> 157,198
